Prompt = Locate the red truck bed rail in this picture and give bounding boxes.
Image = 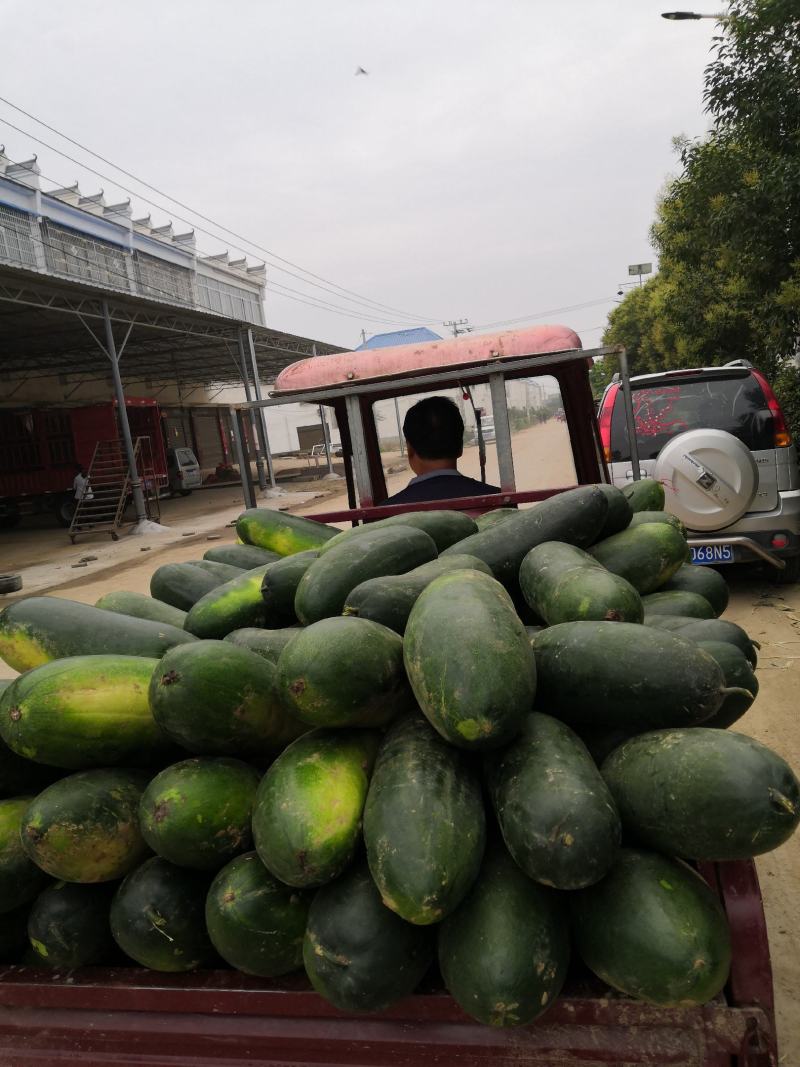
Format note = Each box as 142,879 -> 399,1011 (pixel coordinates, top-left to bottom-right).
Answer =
0,861 -> 777,1066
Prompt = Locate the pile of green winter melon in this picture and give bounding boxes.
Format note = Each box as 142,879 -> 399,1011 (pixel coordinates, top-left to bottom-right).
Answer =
0,478 -> 797,1028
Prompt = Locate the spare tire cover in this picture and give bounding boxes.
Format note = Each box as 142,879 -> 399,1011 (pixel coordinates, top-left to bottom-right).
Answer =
654,429 -> 758,532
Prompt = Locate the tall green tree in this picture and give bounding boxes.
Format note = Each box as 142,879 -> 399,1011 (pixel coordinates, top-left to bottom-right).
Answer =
607,0 -> 800,388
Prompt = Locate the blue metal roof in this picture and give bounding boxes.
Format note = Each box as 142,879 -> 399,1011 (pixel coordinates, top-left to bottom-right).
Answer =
356,327 -> 442,350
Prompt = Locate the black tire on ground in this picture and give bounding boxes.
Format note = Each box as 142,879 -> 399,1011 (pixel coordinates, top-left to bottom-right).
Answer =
771,554 -> 800,585
179,489 -> 192,497
0,574 -> 22,595
0,514 -> 21,530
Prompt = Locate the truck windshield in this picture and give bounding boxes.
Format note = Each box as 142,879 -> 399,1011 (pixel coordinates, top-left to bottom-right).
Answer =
609,373 -> 774,461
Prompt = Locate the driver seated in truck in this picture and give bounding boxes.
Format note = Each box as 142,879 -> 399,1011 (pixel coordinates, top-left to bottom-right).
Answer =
383,396 -> 500,505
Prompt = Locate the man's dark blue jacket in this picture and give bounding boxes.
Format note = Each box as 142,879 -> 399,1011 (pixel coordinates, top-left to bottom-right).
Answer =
383,470 -> 500,506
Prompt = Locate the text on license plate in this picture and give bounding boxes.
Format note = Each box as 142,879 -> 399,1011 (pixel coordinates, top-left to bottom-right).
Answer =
691,545 -> 734,565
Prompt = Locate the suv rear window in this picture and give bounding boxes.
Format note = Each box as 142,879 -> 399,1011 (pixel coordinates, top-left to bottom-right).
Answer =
609,373 -> 774,461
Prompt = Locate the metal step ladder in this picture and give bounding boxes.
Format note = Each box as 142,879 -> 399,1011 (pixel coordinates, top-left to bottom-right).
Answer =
68,437 -> 161,543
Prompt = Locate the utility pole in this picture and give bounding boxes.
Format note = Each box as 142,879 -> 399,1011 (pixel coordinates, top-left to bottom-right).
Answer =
444,318 -> 472,338
360,329 -> 368,345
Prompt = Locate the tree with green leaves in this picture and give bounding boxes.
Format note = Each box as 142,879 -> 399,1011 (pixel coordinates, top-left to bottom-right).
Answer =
605,0 -> 799,398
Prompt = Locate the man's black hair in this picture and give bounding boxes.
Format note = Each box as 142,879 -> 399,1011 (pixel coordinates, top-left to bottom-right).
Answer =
403,396 -> 464,460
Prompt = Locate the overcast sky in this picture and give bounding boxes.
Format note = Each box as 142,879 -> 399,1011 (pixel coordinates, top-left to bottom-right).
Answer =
0,0 -> 720,349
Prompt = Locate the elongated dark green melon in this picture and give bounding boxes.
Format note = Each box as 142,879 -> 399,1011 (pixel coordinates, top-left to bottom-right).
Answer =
588,523 -> 689,594
260,551 -> 319,625
224,626 -> 301,664
320,510 -> 477,555
28,881 -> 115,968
150,640 -> 303,756
660,563 -> 729,616
343,554 -> 493,634
628,511 -> 687,535
277,617 -> 409,728
532,622 -> 727,729
21,770 -> 150,883
110,857 -> 216,972
594,483 -> 633,540
474,507 -> 519,531
0,797 -> 50,913
644,616 -> 758,666
190,559 -> 244,581
253,729 -> 379,888
184,563 -> 281,639
206,851 -> 312,976
622,478 -> 665,512
602,729 -> 799,860
363,715 -> 485,924
641,590 -> 715,619
95,591 -> 187,629
150,562 -> 230,611
0,597 -> 196,674
520,542 -> 643,625
486,713 -> 620,890
237,508 -> 338,555
303,859 -> 434,1012
204,543 -> 281,569
0,678 -> 62,795
441,485 -> 609,590
571,848 -> 731,1006
438,841 -> 569,1027
696,641 -> 758,728
295,526 -> 438,625
139,758 -> 261,871
0,655 -> 169,770
404,570 -> 536,750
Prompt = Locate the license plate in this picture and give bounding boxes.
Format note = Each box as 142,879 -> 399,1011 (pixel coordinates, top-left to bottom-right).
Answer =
691,545 -> 734,565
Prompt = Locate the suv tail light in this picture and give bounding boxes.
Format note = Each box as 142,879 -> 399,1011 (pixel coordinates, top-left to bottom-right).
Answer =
751,370 -> 792,447
597,384 -> 619,462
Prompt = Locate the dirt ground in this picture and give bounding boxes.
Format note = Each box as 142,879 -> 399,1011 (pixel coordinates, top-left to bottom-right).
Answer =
0,420 -> 797,1059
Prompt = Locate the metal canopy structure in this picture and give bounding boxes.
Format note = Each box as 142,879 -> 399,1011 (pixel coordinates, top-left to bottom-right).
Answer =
0,262 -> 344,388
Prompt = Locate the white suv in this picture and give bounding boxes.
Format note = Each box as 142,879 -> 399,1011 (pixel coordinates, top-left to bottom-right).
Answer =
597,361 -> 800,582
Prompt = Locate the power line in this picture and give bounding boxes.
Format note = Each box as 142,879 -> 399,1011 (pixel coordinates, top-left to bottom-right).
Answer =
472,297 -> 617,331
0,105 -> 441,323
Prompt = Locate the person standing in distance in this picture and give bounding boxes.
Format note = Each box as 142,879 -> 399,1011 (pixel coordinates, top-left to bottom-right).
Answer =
383,396 -> 500,505
72,463 -> 94,512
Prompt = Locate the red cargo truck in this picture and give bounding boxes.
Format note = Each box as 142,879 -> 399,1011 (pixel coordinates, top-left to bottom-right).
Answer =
0,398 -> 167,527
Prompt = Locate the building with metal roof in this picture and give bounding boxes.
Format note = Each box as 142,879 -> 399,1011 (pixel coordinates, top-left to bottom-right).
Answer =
356,327 -> 442,350
0,150 -> 344,519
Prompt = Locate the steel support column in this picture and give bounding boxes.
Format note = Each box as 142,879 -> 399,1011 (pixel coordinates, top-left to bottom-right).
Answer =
237,330 -> 267,491
231,406 -> 257,510
319,404 -> 335,475
618,347 -> 642,481
489,372 -> 516,492
246,326 -> 276,489
102,301 -> 148,524
344,394 -> 373,507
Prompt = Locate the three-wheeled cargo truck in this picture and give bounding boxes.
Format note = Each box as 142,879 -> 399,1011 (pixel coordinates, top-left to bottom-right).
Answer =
0,325 -> 779,1066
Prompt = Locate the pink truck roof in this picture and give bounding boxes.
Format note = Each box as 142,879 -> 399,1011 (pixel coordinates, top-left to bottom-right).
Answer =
273,324 -> 582,393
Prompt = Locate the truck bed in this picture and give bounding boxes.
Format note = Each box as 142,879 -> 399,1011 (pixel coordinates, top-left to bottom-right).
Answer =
0,862 -> 777,1067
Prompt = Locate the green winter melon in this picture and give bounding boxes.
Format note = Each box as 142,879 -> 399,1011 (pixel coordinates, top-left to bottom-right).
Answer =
110,857 -> 216,972
139,758 -> 261,871
438,841 -> 569,1027
206,851 -> 312,976
253,729 -> 379,887
571,848 -> 731,1006
20,770 -> 150,883
0,797 -> 50,913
